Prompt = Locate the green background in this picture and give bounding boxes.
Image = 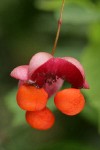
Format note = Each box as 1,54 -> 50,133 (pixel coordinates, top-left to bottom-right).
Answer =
0,0 -> 100,150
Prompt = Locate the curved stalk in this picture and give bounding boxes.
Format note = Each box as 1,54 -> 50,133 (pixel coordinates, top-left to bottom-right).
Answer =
51,0 -> 65,55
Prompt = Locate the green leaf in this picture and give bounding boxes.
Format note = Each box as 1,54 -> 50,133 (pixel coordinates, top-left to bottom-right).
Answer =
89,23 -> 100,45
34,0 -> 61,11
5,88 -> 25,127
38,141 -> 94,150
55,1 -> 100,24
81,24 -> 100,131
0,0 -> 19,12
81,100 -> 98,125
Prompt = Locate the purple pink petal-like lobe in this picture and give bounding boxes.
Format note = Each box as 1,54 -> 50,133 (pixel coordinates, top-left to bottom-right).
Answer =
62,57 -> 89,89
10,65 -> 29,81
83,80 -> 90,89
28,52 -> 53,78
63,57 -> 85,76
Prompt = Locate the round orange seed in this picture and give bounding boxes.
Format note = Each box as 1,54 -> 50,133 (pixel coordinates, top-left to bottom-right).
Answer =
54,88 -> 85,116
16,84 -> 48,111
26,107 -> 55,130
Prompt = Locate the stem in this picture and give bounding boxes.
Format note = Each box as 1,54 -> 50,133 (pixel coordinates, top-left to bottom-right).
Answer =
51,0 -> 65,56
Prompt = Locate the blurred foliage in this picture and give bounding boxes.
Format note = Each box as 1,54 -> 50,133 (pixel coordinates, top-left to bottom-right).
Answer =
0,0 -> 100,150
81,23 -> 100,131
5,88 -> 25,127
60,1 -> 100,24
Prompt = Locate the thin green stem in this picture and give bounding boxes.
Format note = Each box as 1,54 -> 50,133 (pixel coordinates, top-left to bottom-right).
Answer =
51,0 -> 65,56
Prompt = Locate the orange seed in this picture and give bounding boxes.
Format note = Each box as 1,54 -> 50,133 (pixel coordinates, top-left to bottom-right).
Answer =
26,107 -> 55,130
54,88 -> 85,116
16,84 -> 48,111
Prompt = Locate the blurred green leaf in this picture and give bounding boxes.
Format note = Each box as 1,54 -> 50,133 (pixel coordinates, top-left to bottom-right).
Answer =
55,1 -> 100,24
0,0 -> 19,12
89,23 -> 100,45
39,141 -> 94,150
34,0 -> 61,11
47,96 -> 56,111
81,23 -> 100,131
81,101 -> 98,125
5,88 -> 25,126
